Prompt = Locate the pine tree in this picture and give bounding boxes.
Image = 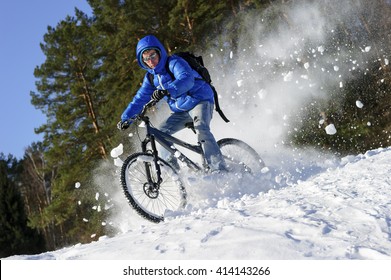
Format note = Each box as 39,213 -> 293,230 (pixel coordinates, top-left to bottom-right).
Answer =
0,154 -> 44,258
288,0 -> 391,154
31,10 -> 112,245
18,143 -> 58,250
167,0 -> 232,49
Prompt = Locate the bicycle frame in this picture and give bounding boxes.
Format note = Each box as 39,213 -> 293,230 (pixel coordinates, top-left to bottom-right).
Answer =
140,115 -> 206,175
127,100 -> 210,187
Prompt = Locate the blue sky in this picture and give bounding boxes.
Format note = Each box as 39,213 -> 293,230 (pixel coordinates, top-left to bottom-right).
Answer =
0,1 -> 92,159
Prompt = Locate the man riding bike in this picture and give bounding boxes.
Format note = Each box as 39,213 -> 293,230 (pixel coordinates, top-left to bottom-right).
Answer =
117,35 -> 226,172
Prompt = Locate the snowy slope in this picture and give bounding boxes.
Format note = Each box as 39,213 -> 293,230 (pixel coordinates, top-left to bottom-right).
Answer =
5,146 -> 391,260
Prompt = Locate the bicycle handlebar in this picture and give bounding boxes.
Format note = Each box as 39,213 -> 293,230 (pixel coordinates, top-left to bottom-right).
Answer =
139,100 -> 157,117
124,99 -> 157,126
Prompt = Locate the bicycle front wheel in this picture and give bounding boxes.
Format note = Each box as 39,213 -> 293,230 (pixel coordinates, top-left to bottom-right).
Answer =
218,138 -> 265,174
120,152 -> 186,223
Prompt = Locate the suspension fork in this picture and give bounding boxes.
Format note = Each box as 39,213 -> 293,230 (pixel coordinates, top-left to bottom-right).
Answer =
141,135 -> 163,185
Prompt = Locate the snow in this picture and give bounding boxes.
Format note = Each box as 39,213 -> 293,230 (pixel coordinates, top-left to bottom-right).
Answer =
4,147 -> 391,262
3,147 -> 391,279
325,123 -> 337,135
110,143 -> 123,158
356,100 -> 364,108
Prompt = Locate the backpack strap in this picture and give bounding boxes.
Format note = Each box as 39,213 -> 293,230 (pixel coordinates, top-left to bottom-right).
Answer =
165,57 -> 175,80
210,85 -> 230,123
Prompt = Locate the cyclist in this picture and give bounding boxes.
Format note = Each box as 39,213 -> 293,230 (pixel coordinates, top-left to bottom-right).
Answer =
117,35 -> 226,172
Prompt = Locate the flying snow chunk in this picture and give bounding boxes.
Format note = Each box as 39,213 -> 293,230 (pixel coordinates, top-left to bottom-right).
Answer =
317,46 -> 325,54
333,65 -> 339,71
257,89 -> 267,99
95,192 -> 100,201
385,58 -> 389,65
356,100 -> 364,108
114,157 -> 123,167
283,71 -> 293,82
75,182 -> 81,189
261,166 -> 269,174
365,46 -> 371,52
110,143 -> 123,158
325,124 -> 337,135
304,62 -> 310,69
237,80 -> 244,87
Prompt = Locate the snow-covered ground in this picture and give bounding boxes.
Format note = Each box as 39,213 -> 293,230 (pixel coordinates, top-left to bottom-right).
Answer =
5,146 -> 391,261
3,146 -> 391,280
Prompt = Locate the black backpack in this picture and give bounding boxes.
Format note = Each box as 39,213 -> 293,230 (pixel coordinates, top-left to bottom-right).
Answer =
147,52 -> 230,123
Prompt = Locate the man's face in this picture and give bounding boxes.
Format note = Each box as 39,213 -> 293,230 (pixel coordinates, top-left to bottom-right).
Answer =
142,49 -> 160,69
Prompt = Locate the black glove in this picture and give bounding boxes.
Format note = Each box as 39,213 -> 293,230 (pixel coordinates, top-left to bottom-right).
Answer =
152,89 -> 168,101
117,120 -> 130,130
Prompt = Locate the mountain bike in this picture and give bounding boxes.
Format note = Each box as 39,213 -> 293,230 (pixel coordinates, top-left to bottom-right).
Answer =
120,100 -> 265,223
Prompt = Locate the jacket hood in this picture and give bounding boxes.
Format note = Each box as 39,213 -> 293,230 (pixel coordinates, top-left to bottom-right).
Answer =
136,35 -> 168,74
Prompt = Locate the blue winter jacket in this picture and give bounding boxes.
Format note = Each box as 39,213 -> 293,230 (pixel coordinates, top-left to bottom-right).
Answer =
121,35 -> 214,122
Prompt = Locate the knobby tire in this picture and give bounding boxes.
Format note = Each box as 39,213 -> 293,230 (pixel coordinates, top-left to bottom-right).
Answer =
217,138 -> 265,174
120,152 -> 186,223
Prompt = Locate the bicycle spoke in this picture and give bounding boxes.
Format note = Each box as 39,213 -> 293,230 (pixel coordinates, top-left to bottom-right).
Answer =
121,152 -> 186,222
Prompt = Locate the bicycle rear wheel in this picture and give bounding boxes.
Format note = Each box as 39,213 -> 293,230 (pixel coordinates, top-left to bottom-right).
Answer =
218,138 -> 265,174
120,152 -> 186,223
